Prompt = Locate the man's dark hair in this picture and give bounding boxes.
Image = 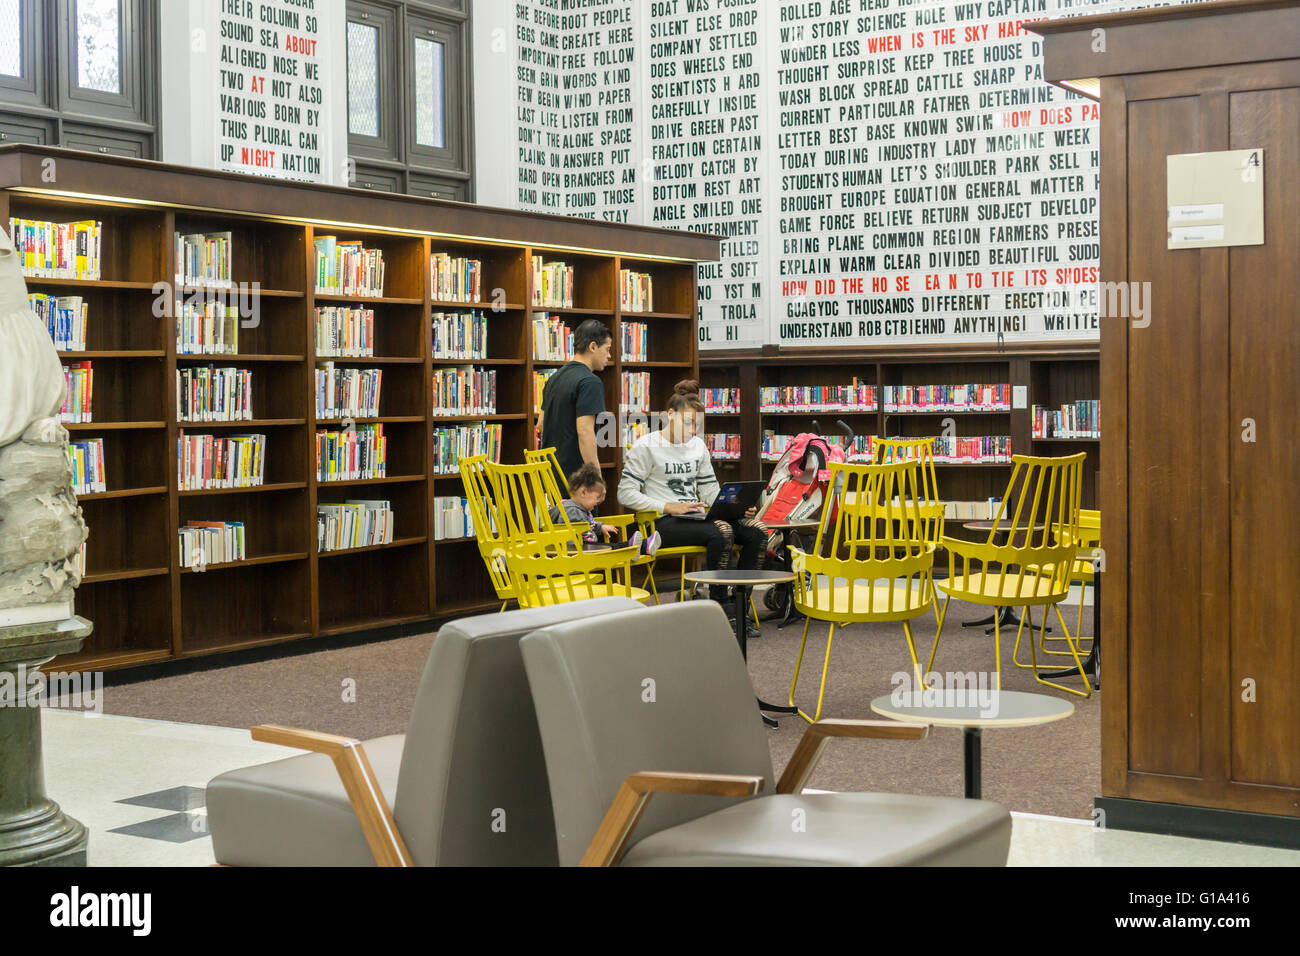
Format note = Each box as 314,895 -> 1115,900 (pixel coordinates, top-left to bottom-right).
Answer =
574,319 -> 612,355
569,462 -> 606,491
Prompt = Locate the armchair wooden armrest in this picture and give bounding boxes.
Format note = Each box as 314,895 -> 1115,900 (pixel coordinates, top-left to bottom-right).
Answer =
775,719 -> 930,795
250,724 -> 413,867
581,771 -> 764,867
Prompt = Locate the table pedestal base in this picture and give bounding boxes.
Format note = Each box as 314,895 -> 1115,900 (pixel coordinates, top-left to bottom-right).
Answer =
963,728 -> 982,799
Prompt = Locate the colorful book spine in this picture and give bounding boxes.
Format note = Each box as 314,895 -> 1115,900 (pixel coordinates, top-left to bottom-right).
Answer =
620,371 -> 650,412
59,362 -> 93,424
180,521 -> 246,569
67,438 -> 106,494
759,381 -> 878,412
431,310 -> 488,360
533,368 -> 557,414
621,321 -> 648,362
619,269 -> 653,312
430,254 -> 482,303
177,432 -> 266,490
881,384 -> 1012,413
315,424 -> 387,482
176,299 -> 240,355
10,218 -> 101,280
930,435 -> 1012,464
314,237 -> 385,297
317,500 -> 394,552
177,367 -> 254,423
432,366 -> 497,417
314,306 -> 375,358
706,433 -> 742,460
433,496 -> 475,541
702,388 -> 741,413
531,256 -> 574,308
432,422 -> 502,474
1032,400 -> 1100,439
174,232 -> 233,288
29,294 -> 88,351
532,314 -> 574,361
315,364 -> 382,419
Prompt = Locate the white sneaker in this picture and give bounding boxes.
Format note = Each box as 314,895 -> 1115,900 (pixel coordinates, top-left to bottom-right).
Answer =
628,530 -> 643,551
643,530 -> 661,557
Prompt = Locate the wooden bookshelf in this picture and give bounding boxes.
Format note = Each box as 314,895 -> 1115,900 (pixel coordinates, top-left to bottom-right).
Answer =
700,347 -> 1101,545
0,146 -> 715,670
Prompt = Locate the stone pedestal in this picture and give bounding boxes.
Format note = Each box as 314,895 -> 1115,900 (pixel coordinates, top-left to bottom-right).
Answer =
0,616 -> 92,866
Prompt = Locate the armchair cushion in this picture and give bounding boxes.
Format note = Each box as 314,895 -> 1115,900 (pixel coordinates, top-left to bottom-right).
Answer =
208,734 -> 405,867
620,792 -> 1011,867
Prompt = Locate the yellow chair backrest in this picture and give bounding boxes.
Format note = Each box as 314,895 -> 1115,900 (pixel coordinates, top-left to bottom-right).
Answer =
523,447 -> 569,495
503,530 -> 637,608
484,459 -> 582,545
957,452 -> 1086,597
794,458 -> 937,618
872,436 -> 945,544
459,454 -> 513,600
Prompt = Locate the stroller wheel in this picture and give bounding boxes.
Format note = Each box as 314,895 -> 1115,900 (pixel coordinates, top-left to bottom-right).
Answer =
764,585 -> 784,611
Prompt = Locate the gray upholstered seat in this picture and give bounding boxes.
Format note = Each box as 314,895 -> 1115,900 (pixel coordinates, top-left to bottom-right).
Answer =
520,600 -> 1012,866
206,597 -> 645,866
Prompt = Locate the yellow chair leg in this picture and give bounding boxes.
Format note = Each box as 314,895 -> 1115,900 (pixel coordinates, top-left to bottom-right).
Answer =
1026,603 -> 1094,698
789,617 -> 837,723
788,616 -> 813,713
901,619 -> 924,691
925,594 -> 952,678
643,560 -> 661,605
499,601 -> 508,613
1011,606 -> 1037,669
749,595 -> 761,630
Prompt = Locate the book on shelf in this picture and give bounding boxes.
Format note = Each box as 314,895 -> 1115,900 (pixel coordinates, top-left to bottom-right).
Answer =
68,438 -> 106,495
314,236 -> 385,297
433,422 -> 501,474
314,306 -> 375,358
180,521 -> 246,569
9,218 -> 101,280
707,433 -> 741,460
316,424 -> 387,482
532,313 -> 573,361
944,499 -> 1005,521
619,269 -> 653,312
177,432 -> 266,490
702,387 -> 740,413
174,232 -> 233,288
760,432 -> 876,462
73,541 -> 87,577
431,309 -> 487,360
620,371 -> 649,412
30,294 -> 87,351
760,381 -> 877,412
621,320 -> 647,362
433,366 -> 497,417
176,299 -> 239,355
60,361 -> 92,424
622,419 -> 648,449
1032,400 -> 1100,439
531,256 -> 573,308
178,366 -> 253,423
317,500 -> 394,552
433,496 -> 476,541
881,384 -> 1011,413
532,367 -> 557,414
930,435 -> 1012,464
315,363 -> 382,419
430,254 -> 482,303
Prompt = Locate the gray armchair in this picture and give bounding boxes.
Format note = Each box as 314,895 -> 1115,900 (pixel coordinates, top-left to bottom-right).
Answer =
520,600 -> 1012,866
206,597 -> 644,866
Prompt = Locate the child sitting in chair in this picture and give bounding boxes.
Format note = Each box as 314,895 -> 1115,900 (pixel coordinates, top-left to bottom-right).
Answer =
550,463 -> 660,554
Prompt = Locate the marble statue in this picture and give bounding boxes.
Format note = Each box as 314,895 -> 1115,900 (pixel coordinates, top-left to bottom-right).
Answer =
0,224 -> 87,625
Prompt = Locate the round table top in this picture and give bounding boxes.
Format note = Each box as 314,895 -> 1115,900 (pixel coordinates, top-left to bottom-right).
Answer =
684,569 -> 796,586
870,690 -> 1074,728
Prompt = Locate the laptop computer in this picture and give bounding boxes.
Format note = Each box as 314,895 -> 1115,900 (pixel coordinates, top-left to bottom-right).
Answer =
679,481 -> 766,522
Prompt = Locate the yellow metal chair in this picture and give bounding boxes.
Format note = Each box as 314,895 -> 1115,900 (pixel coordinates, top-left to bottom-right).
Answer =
927,453 -> 1091,698
787,458 -> 938,722
459,454 -> 514,611
631,510 -> 708,604
523,447 -> 639,540
1037,508 -> 1100,657
872,437 -> 945,622
485,459 -> 652,606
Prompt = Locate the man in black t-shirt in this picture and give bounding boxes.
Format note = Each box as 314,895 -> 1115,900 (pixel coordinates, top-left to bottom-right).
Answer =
538,319 -> 612,484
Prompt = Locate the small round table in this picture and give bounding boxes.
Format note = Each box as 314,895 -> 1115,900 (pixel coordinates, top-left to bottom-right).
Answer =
870,690 -> 1074,799
760,520 -> 820,628
685,569 -> 797,727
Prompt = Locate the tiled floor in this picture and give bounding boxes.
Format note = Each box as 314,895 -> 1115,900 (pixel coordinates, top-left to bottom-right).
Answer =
39,709 -> 1300,867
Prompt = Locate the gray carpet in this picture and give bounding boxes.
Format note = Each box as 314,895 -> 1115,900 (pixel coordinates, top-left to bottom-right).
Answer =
95,596 -> 1100,819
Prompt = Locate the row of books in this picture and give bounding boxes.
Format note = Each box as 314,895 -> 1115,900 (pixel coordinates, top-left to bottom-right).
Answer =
433,366 -> 497,417
432,310 -> 488,360
318,501 -> 394,552
760,383 -> 877,413
433,422 -> 502,474
882,384 -> 1012,412
316,306 -> 376,358
620,269 -> 653,313
430,254 -> 482,303
175,232 -> 233,288
932,435 -> 1012,463
30,294 -> 88,351
620,371 -> 649,412
433,496 -> 476,540
68,438 -> 106,495
623,420 -> 648,449
1032,400 -> 1100,439
9,218 -> 102,280
760,433 -> 877,462
315,236 -> 385,297
179,521 -> 245,569
532,257 -> 574,308
622,321 -> 647,362
702,388 -> 741,413
316,364 -> 382,419
532,314 -> 574,361
177,300 -> 240,355
533,368 -> 556,414
178,366 -> 253,423
945,500 -> 1006,520
60,362 -> 93,424
707,433 -> 741,460
178,432 -> 266,490
316,424 -> 387,482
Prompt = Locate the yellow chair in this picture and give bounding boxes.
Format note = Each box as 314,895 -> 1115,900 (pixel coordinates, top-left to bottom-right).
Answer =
927,453 -> 1091,698
459,454 -> 514,611
788,458 -> 938,722
631,510 -> 708,604
485,459 -> 652,606
523,447 -> 639,540
872,437 -> 945,621
1038,508 -> 1100,657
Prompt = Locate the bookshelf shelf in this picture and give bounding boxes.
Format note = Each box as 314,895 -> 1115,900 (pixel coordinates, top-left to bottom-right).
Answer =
2,145 -> 714,670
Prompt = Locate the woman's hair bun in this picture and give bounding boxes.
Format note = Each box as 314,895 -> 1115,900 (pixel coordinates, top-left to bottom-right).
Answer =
672,378 -> 701,397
